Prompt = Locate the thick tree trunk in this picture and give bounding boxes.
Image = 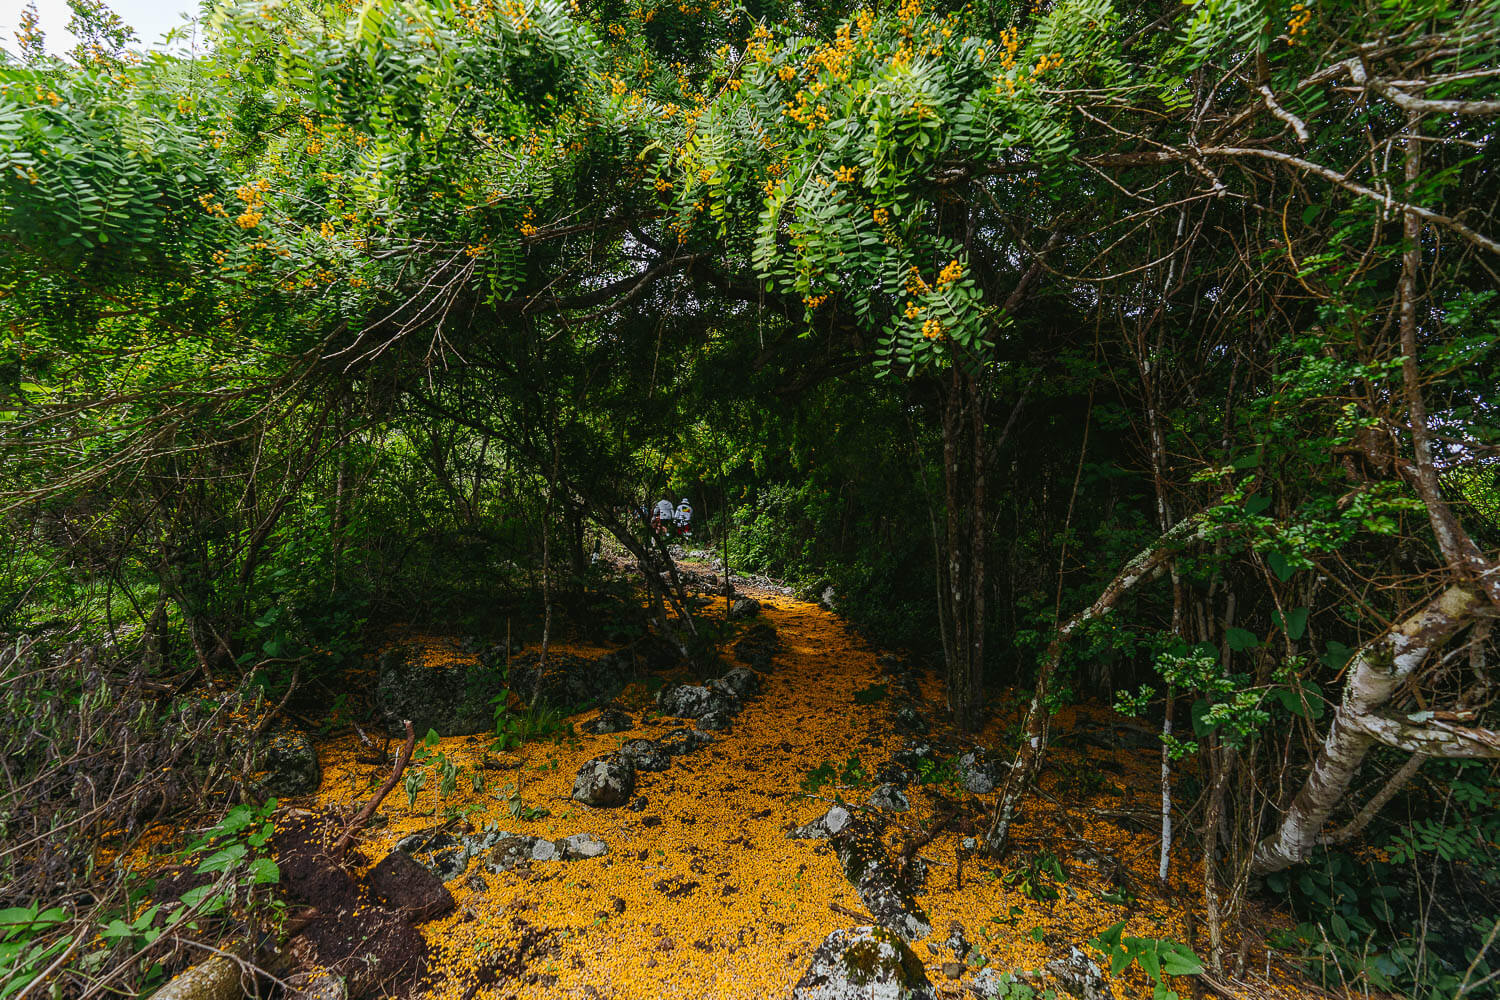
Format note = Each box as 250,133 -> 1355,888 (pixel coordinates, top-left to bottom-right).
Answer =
1250,585 -> 1485,874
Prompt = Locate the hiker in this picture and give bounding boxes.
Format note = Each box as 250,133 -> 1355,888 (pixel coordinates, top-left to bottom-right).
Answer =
674,499 -> 693,537
652,498 -> 675,536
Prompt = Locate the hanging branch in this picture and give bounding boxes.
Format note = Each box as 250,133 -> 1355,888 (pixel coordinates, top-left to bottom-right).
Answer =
334,720 -> 415,856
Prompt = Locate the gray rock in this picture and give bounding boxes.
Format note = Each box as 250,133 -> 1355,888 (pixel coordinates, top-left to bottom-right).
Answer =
714,666 -> 759,700
820,585 -> 837,609
581,708 -> 634,734
617,739 -> 672,772
892,703 -> 928,735
502,650 -> 633,711
733,622 -> 781,673
482,835 -> 542,873
791,925 -> 935,1000
729,598 -> 761,620
959,749 -> 1006,795
695,709 -> 734,732
529,838 -> 558,862
1044,947 -> 1117,1000
894,742 -> 936,771
376,649 -> 506,737
789,804 -> 852,839
657,726 -> 714,756
571,756 -> 635,807
393,828 -> 471,881
868,784 -> 911,813
558,833 -> 608,859
657,683 -> 735,719
257,728 -> 321,797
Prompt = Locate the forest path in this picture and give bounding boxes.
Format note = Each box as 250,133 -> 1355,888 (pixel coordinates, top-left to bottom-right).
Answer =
311,586 -> 1293,1000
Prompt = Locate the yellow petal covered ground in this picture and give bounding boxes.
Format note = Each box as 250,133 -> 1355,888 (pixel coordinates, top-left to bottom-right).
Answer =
310,590 -> 1312,1000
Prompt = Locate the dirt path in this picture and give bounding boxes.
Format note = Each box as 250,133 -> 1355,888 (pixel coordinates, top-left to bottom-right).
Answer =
312,590 -> 1299,1000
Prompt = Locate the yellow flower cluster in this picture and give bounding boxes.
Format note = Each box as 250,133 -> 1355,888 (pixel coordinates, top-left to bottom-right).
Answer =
921,317 -> 943,339
464,244 -> 487,258
872,206 -> 890,225
936,257 -> 963,287
904,301 -> 924,319
834,165 -> 858,183
804,293 -> 829,308
519,207 -> 538,238
1033,51 -> 1063,76
1287,3 -> 1311,43
197,191 -> 228,219
12,165 -> 39,185
898,0 -> 922,21
905,266 -> 930,295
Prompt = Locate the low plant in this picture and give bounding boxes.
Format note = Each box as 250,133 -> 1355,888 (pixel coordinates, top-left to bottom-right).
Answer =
1087,921 -> 1203,1000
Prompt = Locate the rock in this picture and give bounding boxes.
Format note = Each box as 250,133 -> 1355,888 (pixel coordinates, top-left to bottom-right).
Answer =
894,742 -> 936,771
791,925 -> 935,1000
376,648 -> 505,737
867,784 -> 910,813
714,666 -> 759,700
656,683 -> 735,719
1043,947 -> 1116,1000
558,833 -> 608,859
617,739 -> 672,772
831,820 -> 931,942
729,598 -> 761,620
695,710 -> 734,732
958,749 -> 1006,795
368,850 -> 455,921
529,838 -> 558,862
502,650 -> 633,711
942,922 -> 970,961
657,727 -> 713,756
892,703 -> 928,736
627,796 -> 648,811
789,804 -> 853,840
393,828 -> 471,881
482,836 -> 542,873
572,756 -> 635,807
581,708 -> 634,734
256,728 -> 322,797
820,585 -> 837,609
941,961 -> 965,980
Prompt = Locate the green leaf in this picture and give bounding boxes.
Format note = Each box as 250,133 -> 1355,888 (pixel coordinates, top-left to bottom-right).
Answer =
1224,627 -> 1258,652
1273,607 -> 1309,641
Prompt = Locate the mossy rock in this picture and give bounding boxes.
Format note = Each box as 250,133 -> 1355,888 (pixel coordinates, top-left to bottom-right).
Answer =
376,649 -> 505,737
792,925 -> 935,1000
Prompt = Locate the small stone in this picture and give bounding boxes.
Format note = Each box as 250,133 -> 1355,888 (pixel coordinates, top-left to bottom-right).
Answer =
942,962 -> 965,980
868,783 -> 911,813
958,749 -> 1005,795
1043,946 -> 1116,1000
628,796 -> 648,811
657,727 -> 713,756
695,710 -> 733,732
729,597 -> 761,620
530,838 -> 559,862
789,804 -> 852,840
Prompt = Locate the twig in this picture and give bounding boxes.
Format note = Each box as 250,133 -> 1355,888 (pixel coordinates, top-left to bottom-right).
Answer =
829,902 -> 873,922
334,720 -> 415,855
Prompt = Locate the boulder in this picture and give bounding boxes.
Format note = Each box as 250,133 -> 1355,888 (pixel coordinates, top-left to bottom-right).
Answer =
571,756 -> 635,807
714,666 -> 760,700
657,727 -> 714,756
503,650 -> 633,711
256,728 -> 321,797
368,850 -> 455,921
868,784 -> 911,813
392,827 -> 471,881
581,707 -> 634,734
617,739 -> 672,772
483,835 -> 543,873
529,838 -> 558,862
729,598 -> 761,620
958,749 -> 1006,795
791,926 -> 935,1000
656,683 -> 735,719
892,703 -> 929,736
557,833 -> 608,859
1044,947 -> 1117,1000
694,709 -> 734,732
788,804 -> 852,840
376,649 -> 504,737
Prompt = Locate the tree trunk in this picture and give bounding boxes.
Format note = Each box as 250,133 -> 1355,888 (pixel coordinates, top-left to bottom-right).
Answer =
1250,585 -> 1485,874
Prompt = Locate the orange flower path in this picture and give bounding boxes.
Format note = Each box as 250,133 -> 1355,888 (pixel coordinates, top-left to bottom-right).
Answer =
313,590 -> 1306,1000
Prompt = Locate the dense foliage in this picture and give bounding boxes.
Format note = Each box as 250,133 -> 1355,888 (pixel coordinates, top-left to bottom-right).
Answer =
2,0 -> 1499,996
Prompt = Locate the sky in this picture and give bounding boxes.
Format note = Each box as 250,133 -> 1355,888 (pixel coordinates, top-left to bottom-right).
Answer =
0,0 -> 203,55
